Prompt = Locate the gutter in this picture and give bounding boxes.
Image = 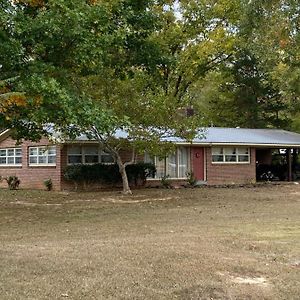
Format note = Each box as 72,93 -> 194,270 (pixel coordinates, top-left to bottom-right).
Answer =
168,141 -> 300,148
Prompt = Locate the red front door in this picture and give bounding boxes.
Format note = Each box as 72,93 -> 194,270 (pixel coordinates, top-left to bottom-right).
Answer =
191,147 -> 205,181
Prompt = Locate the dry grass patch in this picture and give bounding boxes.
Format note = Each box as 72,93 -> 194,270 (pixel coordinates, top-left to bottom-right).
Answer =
0,185 -> 299,299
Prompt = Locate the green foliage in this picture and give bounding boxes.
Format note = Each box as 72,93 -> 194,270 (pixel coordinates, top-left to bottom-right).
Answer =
194,50 -> 290,129
1,0 -> 300,192
160,174 -> 172,189
186,171 -> 197,187
1,176 -> 21,190
63,162 -> 156,187
43,178 -> 53,191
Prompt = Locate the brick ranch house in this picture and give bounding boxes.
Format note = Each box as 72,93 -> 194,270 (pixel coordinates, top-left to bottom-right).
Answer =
1,127 -> 300,191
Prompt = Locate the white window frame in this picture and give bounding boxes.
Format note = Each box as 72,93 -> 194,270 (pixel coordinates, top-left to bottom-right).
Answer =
145,147 -> 190,179
0,148 -> 22,167
28,146 -> 56,166
67,145 -> 114,165
212,147 -> 250,164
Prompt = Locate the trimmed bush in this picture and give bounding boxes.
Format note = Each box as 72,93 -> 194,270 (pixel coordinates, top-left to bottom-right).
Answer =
44,178 -> 53,191
63,162 -> 156,187
0,176 -> 21,190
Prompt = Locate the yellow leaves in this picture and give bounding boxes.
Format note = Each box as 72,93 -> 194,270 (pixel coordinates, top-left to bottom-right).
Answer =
6,94 -> 26,106
34,95 -> 43,106
0,86 -> 10,95
88,0 -> 100,5
15,0 -> 45,7
0,93 -> 27,114
279,39 -> 289,49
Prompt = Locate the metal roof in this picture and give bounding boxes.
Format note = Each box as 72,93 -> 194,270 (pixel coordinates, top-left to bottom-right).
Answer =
2,127 -> 300,147
181,127 -> 300,147
73,127 -> 300,147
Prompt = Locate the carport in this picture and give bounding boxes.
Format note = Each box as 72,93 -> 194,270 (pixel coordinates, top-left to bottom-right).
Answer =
256,147 -> 300,182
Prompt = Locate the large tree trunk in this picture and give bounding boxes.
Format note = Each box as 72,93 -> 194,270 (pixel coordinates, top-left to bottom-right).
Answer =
116,154 -> 132,195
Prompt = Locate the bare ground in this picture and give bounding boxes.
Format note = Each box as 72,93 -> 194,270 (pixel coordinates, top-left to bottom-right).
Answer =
0,185 -> 299,299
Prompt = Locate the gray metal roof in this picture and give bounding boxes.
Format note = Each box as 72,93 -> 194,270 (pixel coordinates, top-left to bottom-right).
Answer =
2,127 -> 300,147
72,127 -> 300,147
187,127 -> 300,147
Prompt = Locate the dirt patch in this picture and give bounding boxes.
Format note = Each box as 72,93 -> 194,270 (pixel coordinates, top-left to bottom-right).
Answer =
9,200 -> 62,206
232,276 -> 269,286
102,196 -> 179,204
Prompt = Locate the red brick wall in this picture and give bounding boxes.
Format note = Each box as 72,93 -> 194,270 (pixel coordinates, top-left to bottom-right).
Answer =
205,147 -> 256,185
0,136 -> 258,190
0,137 -> 62,190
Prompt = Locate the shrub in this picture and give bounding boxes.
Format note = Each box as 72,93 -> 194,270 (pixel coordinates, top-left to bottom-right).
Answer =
186,171 -> 197,187
1,176 -> 21,190
63,163 -> 156,187
160,174 -> 172,188
44,178 -> 53,191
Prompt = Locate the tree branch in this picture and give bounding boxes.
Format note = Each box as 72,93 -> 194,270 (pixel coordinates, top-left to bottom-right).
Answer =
124,148 -> 136,167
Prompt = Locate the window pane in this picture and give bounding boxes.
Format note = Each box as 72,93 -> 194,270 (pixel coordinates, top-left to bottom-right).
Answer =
144,152 -> 154,164
38,156 -> 47,164
68,155 -> 82,164
48,156 -> 56,164
29,148 -> 37,156
156,158 -> 165,178
101,155 -> 114,163
7,157 -> 14,164
15,157 -> 22,164
48,147 -> 56,155
84,146 -> 98,155
38,147 -> 47,156
238,148 -> 249,155
212,147 -> 223,155
212,155 -> 223,162
0,157 -> 6,164
29,157 -> 37,164
68,146 -> 82,155
85,155 -> 99,163
225,155 -> 236,162
238,155 -> 250,162
7,149 -> 14,156
167,153 -> 177,178
224,147 -> 236,155
0,150 -> 6,156
178,147 -> 189,178
15,148 -> 22,156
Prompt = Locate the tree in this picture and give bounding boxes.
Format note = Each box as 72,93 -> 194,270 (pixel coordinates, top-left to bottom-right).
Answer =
191,49 -> 290,128
236,0 -> 300,130
186,0 -> 299,130
3,1 -> 298,192
1,0 -> 243,194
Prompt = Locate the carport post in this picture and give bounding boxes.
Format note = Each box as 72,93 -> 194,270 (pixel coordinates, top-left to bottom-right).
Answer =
287,149 -> 292,181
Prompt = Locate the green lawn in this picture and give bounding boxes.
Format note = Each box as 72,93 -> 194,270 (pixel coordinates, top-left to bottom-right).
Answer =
0,185 -> 299,299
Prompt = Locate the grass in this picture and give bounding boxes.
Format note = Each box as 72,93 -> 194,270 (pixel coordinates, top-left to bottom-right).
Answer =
0,185 -> 299,299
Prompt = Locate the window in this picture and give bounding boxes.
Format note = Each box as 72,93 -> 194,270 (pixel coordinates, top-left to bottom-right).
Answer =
145,147 -> 190,179
0,148 -> 22,166
29,146 -> 56,166
212,147 -> 250,163
67,145 -> 114,164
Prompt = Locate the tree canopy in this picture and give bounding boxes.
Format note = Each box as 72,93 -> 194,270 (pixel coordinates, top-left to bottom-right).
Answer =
1,0 -> 300,192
